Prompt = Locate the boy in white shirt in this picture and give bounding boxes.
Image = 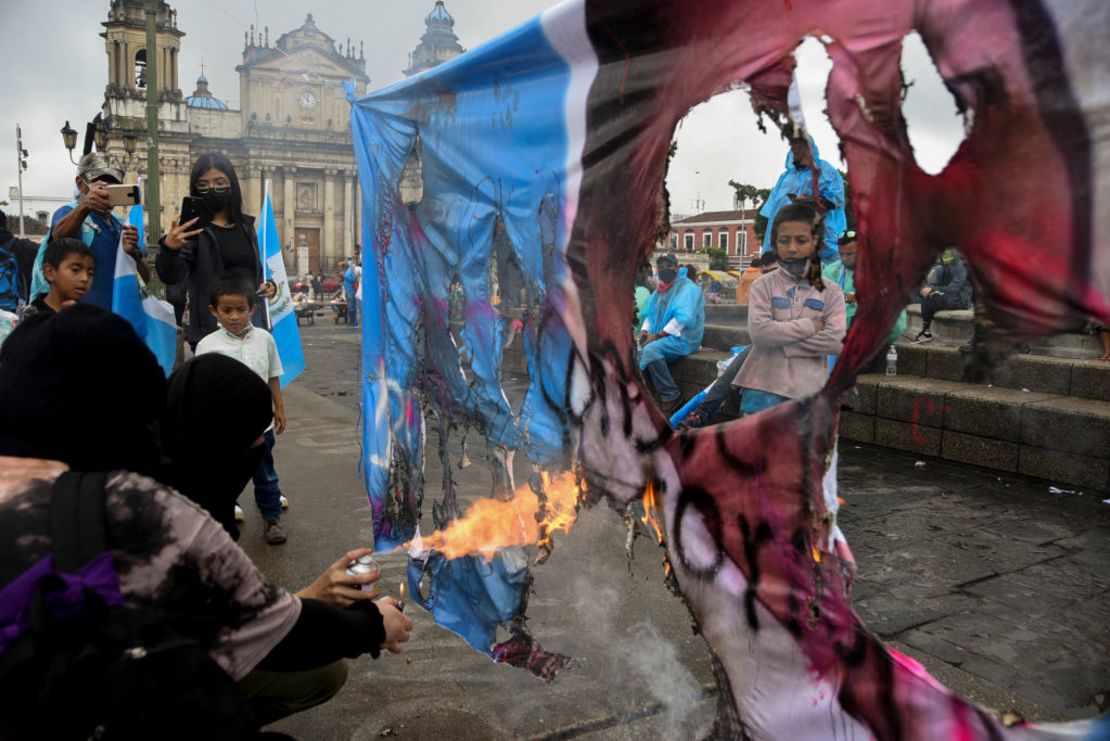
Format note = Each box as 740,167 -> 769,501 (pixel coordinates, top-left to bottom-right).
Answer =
196,274 -> 289,545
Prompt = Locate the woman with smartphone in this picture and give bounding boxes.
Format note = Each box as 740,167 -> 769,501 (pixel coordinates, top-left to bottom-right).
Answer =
156,152 -> 276,350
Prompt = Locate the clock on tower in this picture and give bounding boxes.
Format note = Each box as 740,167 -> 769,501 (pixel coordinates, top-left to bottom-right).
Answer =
298,91 -> 317,109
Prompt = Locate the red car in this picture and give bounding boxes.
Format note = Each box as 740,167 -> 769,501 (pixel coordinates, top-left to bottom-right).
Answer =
290,274 -> 341,296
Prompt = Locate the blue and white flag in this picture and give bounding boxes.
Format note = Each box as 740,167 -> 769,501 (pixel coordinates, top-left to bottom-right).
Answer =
111,200 -> 176,376
258,183 -> 304,387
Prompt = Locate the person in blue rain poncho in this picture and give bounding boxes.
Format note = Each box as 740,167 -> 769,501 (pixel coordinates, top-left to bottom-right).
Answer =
638,254 -> 705,413
760,134 -> 846,265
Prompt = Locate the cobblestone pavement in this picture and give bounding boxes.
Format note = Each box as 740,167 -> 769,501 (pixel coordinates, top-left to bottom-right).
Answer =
279,323 -> 1109,733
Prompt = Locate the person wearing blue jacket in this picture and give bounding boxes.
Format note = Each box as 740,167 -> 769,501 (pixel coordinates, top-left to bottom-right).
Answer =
638,254 -> 705,413
913,248 -> 973,343
760,134 -> 846,265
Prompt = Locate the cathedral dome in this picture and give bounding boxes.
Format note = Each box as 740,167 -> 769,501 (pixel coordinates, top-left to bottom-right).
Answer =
426,1 -> 455,27
185,71 -> 228,110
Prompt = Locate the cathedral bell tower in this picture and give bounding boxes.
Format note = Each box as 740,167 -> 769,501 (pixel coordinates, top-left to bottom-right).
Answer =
101,0 -> 185,125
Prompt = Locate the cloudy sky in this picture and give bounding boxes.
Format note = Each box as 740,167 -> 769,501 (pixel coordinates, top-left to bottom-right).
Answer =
0,0 -> 965,221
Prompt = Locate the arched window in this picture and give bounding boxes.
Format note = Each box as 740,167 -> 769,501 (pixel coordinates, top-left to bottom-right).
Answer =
134,48 -> 147,89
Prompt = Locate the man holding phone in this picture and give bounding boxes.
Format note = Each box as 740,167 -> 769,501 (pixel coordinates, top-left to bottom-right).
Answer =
40,153 -> 146,308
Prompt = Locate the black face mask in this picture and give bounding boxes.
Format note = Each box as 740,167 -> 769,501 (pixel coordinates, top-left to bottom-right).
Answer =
202,188 -> 233,213
657,267 -> 678,284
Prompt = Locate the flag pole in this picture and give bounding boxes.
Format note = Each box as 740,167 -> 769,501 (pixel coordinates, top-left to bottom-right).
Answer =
261,180 -> 272,328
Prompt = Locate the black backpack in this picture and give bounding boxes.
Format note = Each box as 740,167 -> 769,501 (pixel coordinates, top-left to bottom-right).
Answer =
0,472 -> 264,740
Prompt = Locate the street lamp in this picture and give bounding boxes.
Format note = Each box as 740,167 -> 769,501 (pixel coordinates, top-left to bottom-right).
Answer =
399,133 -> 424,209
60,120 -> 78,164
93,122 -> 108,152
123,129 -> 137,156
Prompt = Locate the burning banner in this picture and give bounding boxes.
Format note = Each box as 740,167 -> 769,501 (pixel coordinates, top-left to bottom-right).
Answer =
348,0 -> 1109,737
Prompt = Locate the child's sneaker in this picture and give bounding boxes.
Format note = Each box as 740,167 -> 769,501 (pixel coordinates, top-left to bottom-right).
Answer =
234,504 -> 245,522
912,330 -> 934,344
264,520 -> 287,545
280,495 -> 289,510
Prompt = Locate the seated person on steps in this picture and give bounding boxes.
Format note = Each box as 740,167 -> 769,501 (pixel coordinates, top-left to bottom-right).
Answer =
638,253 -> 705,414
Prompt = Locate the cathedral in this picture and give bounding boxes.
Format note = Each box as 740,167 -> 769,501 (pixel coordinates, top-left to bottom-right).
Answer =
97,0 -> 464,274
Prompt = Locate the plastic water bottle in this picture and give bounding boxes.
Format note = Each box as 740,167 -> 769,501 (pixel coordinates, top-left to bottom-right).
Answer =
885,346 -> 898,376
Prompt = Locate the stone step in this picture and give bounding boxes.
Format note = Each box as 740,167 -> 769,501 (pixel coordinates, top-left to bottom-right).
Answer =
702,318 -> 1110,402
704,303 -> 748,324
842,375 -> 1110,491
508,335 -> 1108,488
902,305 -> 1102,358
891,340 -> 1110,402
701,323 -> 751,352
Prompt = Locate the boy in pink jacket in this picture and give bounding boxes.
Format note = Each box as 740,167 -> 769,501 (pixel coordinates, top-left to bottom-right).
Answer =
733,203 -> 846,414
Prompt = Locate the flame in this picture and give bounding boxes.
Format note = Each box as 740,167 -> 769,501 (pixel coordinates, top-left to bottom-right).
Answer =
640,481 -> 665,544
537,471 -> 581,551
409,472 -> 582,561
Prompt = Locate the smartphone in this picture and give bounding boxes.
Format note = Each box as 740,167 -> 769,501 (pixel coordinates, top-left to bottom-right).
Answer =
105,184 -> 141,207
179,196 -> 213,231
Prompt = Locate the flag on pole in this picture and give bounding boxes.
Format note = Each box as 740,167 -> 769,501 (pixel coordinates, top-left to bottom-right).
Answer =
111,198 -> 176,376
258,182 -> 304,387
786,72 -> 807,135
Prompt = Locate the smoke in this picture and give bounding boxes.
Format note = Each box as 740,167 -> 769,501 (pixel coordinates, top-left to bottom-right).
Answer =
570,577 -> 709,739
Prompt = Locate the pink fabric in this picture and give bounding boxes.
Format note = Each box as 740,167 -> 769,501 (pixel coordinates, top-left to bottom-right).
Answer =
733,269 -> 847,399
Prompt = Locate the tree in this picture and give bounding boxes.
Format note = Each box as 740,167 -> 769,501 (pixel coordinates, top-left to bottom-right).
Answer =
706,248 -> 729,271
728,180 -> 771,241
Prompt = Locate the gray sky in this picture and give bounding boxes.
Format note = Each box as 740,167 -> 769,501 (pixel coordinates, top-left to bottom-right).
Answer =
0,1 -> 965,221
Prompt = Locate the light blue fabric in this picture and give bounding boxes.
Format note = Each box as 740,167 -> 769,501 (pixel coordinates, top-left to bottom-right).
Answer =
634,285 -> 650,323
258,191 -> 306,387
740,388 -> 790,415
349,14 -> 575,658
639,334 -> 689,401
641,274 -> 705,354
759,135 -> 846,264
111,202 -> 176,376
342,265 -> 358,294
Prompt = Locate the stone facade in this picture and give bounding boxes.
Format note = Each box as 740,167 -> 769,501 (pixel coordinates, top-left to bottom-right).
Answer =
670,208 -> 759,263
98,1 -> 368,274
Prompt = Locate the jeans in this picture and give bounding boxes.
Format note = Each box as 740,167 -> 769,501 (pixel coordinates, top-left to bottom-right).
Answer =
345,289 -> 359,327
690,346 -> 750,420
253,430 -> 283,522
921,291 -> 969,327
239,660 -> 348,726
639,335 -> 690,402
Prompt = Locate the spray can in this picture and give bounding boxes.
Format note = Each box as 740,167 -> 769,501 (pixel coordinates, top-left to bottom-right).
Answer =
885,346 -> 898,376
345,554 -> 380,592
